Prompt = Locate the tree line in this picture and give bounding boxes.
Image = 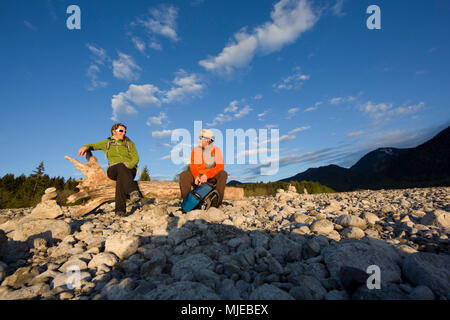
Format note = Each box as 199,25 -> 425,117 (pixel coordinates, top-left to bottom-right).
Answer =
239,180 -> 335,197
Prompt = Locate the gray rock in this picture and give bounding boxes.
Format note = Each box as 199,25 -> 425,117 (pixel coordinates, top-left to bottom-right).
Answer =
8,218 -> 71,244
144,281 -> 220,300
29,200 -> 63,219
0,283 -> 50,300
303,238 -> 321,259
420,209 -> 450,229
202,207 -> 227,223
335,214 -> 367,230
352,284 -> 410,300
59,258 -> 88,273
401,252 -> 450,297
88,252 -> 119,269
105,233 -> 140,260
310,219 -> 334,235
249,284 -> 294,300
169,227 -> 193,245
45,187 -> 57,194
409,285 -> 435,300
51,271 -> 91,290
340,227 -> 365,239
322,238 -> 402,288
287,274 -> 326,300
218,278 -> 241,300
171,253 -> 214,281
269,234 -> 304,263
140,249 -> 166,278
2,266 -> 39,288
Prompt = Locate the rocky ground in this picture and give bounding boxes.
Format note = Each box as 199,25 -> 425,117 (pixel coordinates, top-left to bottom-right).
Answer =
0,186 -> 449,300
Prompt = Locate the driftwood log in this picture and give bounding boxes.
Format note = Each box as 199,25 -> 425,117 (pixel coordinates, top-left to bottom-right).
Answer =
64,151 -> 244,217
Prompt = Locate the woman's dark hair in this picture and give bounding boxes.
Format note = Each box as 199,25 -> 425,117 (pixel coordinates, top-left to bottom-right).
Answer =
111,123 -> 132,146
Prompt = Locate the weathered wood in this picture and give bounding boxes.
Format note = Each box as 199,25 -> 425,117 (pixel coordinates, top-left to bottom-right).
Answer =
65,151 -> 244,217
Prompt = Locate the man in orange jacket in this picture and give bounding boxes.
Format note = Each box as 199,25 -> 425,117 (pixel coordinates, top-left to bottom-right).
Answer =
179,129 -> 228,207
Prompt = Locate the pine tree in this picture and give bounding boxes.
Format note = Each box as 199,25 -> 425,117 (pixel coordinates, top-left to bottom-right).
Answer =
139,166 -> 151,181
31,161 -> 45,197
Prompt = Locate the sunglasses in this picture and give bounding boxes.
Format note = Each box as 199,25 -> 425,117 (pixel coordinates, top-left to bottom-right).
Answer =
199,136 -> 211,140
115,129 -> 126,133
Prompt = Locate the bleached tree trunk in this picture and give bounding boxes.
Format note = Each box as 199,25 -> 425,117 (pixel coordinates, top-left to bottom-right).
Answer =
64,151 -> 244,217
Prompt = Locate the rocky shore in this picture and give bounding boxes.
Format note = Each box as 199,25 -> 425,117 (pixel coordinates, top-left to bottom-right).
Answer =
0,186 -> 449,300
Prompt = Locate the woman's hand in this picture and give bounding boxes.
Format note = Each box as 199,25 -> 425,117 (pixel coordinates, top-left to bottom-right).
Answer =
78,146 -> 87,157
194,175 -> 201,185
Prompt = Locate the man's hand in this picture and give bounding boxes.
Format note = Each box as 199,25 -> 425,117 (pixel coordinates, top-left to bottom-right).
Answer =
200,174 -> 208,184
124,163 -> 129,168
78,146 -> 87,157
194,175 -> 201,185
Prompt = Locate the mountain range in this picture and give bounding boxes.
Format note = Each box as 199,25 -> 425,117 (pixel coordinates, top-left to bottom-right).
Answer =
277,126 -> 450,192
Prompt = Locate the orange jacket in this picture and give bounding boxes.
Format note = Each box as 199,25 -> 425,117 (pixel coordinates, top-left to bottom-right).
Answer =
190,145 -> 224,179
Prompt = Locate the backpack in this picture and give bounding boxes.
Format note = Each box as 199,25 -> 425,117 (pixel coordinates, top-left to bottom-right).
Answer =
181,182 -> 220,213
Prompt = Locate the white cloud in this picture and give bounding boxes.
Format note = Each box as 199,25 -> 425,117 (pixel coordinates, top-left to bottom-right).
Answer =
111,84 -> 161,121
126,84 -> 161,106
86,64 -> 108,91
110,70 -> 204,120
330,95 -> 356,104
24,20 -> 37,31
253,94 -> 263,100
207,100 -> 253,126
287,107 -> 299,118
113,52 -> 142,81
224,100 -> 239,113
235,105 -> 252,119
162,71 -> 204,103
332,0 -> 346,17
152,130 -> 173,139
160,154 -> 171,160
199,0 -> 318,73
273,66 -> 310,90
86,44 -> 110,65
347,130 -> 363,138
131,37 -> 146,55
304,101 -> 322,112
111,93 -> 138,121
147,112 -> 168,126
257,109 -> 270,120
134,4 -> 179,49
289,125 -> 310,134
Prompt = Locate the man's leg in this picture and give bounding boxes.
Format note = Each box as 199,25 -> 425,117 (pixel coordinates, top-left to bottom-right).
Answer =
210,170 -> 228,207
179,170 -> 194,199
108,163 -> 137,214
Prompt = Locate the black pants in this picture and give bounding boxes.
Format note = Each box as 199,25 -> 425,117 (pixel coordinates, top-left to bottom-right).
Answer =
107,163 -> 138,213
179,170 -> 228,207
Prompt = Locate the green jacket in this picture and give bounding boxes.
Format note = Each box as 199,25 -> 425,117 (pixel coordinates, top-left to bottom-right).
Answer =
84,137 -> 139,169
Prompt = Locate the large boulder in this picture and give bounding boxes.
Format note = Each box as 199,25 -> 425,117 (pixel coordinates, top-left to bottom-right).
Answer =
171,254 -> 214,281
322,238 -> 402,288
310,219 -> 334,235
2,218 -> 71,245
401,252 -> 450,297
420,209 -> 450,229
29,200 -> 63,219
335,214 -> 367,230
105,233 -> 140,260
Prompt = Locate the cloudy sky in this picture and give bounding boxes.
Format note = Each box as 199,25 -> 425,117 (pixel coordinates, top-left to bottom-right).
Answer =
1,0 -> 449,182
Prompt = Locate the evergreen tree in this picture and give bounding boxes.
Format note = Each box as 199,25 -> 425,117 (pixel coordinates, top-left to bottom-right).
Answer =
139,166 -> 151,181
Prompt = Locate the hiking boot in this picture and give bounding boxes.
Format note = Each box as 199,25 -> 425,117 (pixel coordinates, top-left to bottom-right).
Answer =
129,190 -> 141,204
115,211 -> 126,217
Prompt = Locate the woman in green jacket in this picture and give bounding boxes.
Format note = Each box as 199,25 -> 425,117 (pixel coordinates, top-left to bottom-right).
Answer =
78,123 -> 141,216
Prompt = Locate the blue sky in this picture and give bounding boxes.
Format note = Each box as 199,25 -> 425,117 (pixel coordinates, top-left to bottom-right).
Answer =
1,0 -> 449,183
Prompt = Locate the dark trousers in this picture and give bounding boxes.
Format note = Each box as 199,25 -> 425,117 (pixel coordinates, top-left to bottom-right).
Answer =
179,170 -> 228,207
107,163 -> 138,213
